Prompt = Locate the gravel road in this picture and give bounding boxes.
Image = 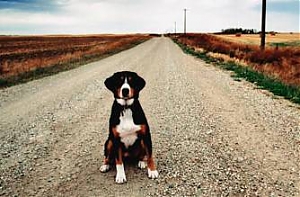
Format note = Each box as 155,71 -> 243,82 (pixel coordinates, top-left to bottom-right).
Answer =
0,37 -> 299,197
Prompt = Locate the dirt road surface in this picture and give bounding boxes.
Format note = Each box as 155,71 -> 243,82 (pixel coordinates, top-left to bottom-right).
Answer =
1,37 -> 299,197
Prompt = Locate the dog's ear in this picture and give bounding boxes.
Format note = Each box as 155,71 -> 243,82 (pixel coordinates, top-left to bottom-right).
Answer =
133,73 -> 146,91
104,74 -> 116,92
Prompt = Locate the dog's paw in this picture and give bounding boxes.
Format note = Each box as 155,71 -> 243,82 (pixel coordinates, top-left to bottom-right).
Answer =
115,172 -> 127,184
148,168 -> 159,179
116,164 -> 127,184
100,164 -> 110,173
138,161 -> 147,169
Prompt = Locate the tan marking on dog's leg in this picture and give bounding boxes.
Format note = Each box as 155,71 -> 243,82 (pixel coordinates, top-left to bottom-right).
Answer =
105,140 -> 113,164
115,147 -> 126,183
147,157 -> 156,171
142,139 -> 159,179
138,124 -> 147,136
100,140 -> 113,173
115,146 -> 123,165
138,140 -> 147,169
112,127 -> 119,138
147,156 -> 159,179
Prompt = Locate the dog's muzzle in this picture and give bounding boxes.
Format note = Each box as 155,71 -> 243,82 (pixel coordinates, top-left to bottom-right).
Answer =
122,88 -> 130,98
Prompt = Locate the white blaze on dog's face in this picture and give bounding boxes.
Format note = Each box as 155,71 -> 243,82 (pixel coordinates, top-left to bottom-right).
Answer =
104,71 -> 146,106
119,77 -> 133,99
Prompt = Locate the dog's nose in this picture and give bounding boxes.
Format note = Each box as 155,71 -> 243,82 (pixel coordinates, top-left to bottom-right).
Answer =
122,88 -> 129,97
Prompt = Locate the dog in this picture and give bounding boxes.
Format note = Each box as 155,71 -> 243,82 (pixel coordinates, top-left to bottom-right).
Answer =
100,71 -> 159,184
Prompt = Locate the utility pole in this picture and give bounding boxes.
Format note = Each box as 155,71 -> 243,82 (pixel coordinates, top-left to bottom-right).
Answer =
175,21 -> 177,36
184,8 -> 187,35
260,0 -> 267,50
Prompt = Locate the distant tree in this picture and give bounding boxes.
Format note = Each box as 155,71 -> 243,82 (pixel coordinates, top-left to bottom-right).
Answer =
219,28 -> 257,34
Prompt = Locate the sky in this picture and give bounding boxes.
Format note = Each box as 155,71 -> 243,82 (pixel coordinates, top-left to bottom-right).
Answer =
0,0 -> 299,35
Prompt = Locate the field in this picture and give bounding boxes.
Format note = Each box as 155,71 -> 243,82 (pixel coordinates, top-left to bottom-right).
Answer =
216,33 -> 300,47
0,34 -> 150,86
171,33 -> 300,87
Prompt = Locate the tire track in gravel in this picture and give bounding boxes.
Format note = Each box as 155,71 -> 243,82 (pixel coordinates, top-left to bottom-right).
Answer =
0,37 -> 299,197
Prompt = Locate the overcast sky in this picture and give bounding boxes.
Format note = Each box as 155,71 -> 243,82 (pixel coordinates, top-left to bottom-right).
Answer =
0,0 -> 299,35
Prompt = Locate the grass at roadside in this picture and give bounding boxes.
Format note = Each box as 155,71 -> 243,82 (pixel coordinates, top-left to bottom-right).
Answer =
171,34 -> 300,86
0,35 -> 150,88
173,39 -> 300,104
269,41 -> 300,47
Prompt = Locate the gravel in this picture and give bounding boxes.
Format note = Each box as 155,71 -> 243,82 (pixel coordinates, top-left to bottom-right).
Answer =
0,37 -> 299,197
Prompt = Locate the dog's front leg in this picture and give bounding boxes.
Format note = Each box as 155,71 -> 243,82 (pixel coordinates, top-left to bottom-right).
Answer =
110,127 -> 127,183
100,139 -> 113,173
138,125 -> 159,179
143,138 -> 159,179
115,143 -> 127,184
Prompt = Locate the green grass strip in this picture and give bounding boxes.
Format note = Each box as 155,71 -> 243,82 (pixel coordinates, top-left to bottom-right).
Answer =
269,41 -> 300,47
173,38 -> 300,104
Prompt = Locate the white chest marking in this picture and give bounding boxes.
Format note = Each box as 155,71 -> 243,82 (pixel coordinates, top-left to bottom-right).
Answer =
116,98 -> 134,106
116,109 -> 141,148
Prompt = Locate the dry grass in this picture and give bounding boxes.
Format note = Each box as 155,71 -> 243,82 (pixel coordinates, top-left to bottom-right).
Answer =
172,33 -> 300,86
0,34 -> 150,79
216,33 -> 300,46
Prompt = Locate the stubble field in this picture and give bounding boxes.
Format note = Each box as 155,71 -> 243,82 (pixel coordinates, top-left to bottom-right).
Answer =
0,34 -> 150,86
216,33 -> 300,46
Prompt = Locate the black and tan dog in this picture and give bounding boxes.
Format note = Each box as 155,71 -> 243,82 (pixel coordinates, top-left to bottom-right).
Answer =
100,71 -> 158,183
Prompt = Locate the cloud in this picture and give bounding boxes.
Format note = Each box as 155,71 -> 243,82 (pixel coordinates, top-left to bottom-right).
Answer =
0,0 -> 298,34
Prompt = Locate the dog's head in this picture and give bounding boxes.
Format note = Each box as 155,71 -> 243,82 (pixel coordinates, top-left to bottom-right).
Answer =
104,71 -> 146,105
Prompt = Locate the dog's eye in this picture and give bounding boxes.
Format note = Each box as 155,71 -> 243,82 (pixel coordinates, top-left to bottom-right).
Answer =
116,76 -> 124,86
128,77 -> 132,82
